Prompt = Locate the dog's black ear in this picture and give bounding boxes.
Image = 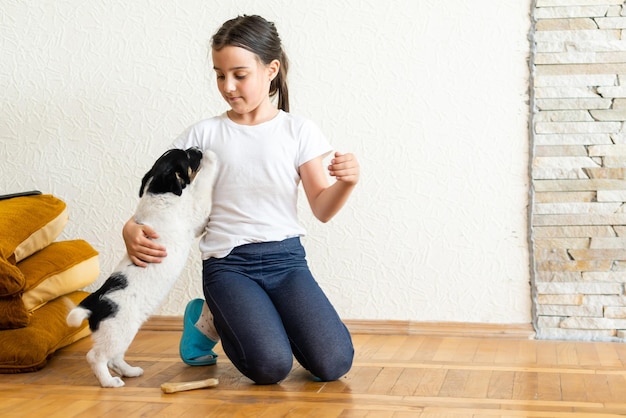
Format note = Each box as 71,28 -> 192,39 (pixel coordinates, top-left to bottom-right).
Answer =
171,172 -> 186,196
146,168 -> 187,196
174,165 -> 192,196
139,169 -> 153,197
186,147 -> 203,171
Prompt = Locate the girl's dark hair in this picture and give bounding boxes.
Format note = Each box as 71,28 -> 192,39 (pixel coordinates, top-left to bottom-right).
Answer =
212,15 -> 290,112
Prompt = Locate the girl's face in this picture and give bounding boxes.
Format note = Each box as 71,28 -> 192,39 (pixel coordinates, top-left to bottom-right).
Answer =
212,46 -> 279,124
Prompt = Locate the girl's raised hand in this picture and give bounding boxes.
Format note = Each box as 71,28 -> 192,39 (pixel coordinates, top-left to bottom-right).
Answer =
328,152 -> 360,185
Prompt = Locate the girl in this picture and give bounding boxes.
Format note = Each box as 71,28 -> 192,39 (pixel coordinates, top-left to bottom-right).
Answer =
123,15 -> 359,384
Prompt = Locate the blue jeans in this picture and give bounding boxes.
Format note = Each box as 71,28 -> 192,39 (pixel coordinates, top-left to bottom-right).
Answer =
202,237 -> 354,384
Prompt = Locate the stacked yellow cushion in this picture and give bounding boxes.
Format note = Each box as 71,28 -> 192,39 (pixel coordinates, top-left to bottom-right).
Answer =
0,194 -> 99,372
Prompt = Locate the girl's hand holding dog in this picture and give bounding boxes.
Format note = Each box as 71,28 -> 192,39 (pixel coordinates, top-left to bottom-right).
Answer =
123,218 -> 167,267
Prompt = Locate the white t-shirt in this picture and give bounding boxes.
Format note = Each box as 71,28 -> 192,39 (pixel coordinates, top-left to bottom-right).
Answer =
172,111 -> 333,259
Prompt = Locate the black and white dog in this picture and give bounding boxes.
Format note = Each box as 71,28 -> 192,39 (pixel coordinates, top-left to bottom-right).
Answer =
67,147 -> 216,388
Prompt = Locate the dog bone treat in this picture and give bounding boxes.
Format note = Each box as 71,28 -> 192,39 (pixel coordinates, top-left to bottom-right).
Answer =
161,378 -> 219,393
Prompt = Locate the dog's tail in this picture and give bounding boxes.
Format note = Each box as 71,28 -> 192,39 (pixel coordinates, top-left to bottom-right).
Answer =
66,306 -> 91,328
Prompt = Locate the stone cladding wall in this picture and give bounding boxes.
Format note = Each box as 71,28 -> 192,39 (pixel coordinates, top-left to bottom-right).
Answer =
532,0 -> 626,340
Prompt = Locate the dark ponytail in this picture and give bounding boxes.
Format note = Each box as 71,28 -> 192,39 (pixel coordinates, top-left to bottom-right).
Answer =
212,15 -> 290,112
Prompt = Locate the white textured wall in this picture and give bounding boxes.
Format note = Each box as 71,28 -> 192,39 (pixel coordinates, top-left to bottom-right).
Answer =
1,0 -> 532,323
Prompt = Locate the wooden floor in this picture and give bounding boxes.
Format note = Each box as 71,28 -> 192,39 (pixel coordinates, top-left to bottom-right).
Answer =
1,331 -> 626,417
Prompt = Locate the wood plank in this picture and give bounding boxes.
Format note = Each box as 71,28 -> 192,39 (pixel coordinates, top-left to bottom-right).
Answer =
413,368 -> 447,397
394,335 -> 427,361
342,366 -> 382,393
575,342 -> 600,367
472,338 -> 499,364
431,338 -> 464,363
511,371 -> 538,401
487,371 -> 515,400
371,336 -> 409,361
389,367 -> 424,396
367,367 -> 403,395
560,373 -> 588,402
438,369 -> 470,398
556,341 -> 579,366
412,336 -> 444,362
495,340 -> 520,364
535,340 -> 558,366
463,370 -> 492,399
536,372 -> 562,402
516,339 -> 538,364
607,374 -> 626,402
584,374 -> 611,403
451,338 -> 480,364
594,341 -> 624,368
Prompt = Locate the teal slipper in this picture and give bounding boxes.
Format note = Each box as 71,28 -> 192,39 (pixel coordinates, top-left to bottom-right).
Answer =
179,299 -> 218,366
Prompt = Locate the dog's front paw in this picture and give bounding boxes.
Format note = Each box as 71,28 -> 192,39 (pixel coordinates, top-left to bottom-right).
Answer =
200,150 -> 217,169
101,376 -> 125,388
124,366 -> 144,377
109,360 -> 144,378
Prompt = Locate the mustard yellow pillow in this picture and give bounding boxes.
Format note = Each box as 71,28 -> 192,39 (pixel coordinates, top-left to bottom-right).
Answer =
20,240 -> 99,312
0,291 -> 90,373
0,194 -> 68,264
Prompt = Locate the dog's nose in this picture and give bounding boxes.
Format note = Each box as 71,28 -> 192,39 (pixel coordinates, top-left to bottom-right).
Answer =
186,148 -> 202,159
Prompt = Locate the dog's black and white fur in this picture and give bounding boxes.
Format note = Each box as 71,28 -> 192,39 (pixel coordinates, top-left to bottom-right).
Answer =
67,147 -> 216,388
